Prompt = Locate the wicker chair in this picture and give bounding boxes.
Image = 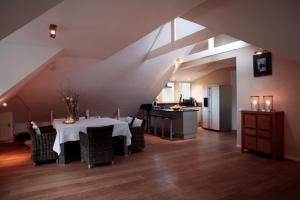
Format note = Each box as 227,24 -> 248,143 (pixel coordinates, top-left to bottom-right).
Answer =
79,125 -> 114,168
129,117 -> 145,152
27,122 -> 57,165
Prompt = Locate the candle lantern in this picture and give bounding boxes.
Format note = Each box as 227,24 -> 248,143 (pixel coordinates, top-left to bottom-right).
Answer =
63,116 -> 75,124
250,96 -> 260,111
263,95 -> 273,112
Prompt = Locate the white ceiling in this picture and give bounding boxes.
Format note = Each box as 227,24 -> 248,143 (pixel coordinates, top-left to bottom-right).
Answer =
0,0 -> 208,122
171,57 -> 236,82
0,0 -> 63,40
3,0 -> 300,122
182,0 -> 300,63
2,0 -> 207,59
6,29 -> 192,121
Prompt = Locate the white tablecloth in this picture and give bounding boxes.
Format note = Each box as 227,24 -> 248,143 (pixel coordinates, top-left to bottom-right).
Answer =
52,117 -> 132,155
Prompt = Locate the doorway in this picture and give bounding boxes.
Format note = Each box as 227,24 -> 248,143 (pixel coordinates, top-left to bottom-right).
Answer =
0,112 -> 13,142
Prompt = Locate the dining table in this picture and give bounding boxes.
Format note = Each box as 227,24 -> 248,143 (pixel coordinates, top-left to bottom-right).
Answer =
52,117 -> 132,164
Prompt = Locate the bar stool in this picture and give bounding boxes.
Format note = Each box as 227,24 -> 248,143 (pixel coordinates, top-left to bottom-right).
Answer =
162,117 -> 174,140
151,115 -> 159,136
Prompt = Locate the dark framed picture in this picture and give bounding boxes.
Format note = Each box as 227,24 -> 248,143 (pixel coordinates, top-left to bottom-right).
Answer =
253,52 -> 272,77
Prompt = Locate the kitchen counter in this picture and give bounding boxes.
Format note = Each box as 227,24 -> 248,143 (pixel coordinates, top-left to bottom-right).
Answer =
153,108 -> 199,112
150,108 -> 198,139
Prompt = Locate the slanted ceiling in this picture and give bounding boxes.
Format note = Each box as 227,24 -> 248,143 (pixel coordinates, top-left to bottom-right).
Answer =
0,0 -> 63,40
182,0 -> 300,63
0,0 -> 207,122
3,0 -> 300,123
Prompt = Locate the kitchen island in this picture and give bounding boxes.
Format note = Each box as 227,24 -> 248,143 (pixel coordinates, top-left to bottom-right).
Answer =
150,108 -> 198,139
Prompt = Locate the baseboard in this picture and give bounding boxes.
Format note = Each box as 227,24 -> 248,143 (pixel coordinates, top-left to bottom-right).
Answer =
284,155 -> 300,162
234,145 -> 300,162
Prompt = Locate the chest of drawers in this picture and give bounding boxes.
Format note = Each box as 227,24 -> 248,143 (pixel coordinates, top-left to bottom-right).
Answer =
241,111 -> 284,159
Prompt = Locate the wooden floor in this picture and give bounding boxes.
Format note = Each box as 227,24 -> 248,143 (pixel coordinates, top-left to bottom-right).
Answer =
1,129 -> 300,200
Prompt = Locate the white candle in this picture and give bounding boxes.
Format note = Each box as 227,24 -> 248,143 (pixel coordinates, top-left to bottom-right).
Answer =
265,100 -> 271,111
117,108 -> 120,120
253,100 -> 257,105
86,109 -> 90,119
252,100 -> 258,110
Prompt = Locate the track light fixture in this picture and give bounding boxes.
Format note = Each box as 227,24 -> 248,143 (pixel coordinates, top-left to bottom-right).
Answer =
49,24 -> 57,39
254,48 -> 268,55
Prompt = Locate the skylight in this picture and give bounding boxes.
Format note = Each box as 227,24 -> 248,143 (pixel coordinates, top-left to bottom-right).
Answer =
175,17 -> 206,40
151,22 -> 172,50
151,18 -> 206,51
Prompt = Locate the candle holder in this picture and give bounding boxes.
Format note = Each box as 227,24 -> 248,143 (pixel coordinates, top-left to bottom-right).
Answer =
263,95 -> 273,112
250,96 -> 260,111
63,116 -> 75,124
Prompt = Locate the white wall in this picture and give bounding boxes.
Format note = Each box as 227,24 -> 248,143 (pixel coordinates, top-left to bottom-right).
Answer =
235,46 -> 300,161
192,67 -> 235,102
188,45 -> 300,160
192,67 -> 236,129
0,0 -> 207,124
1,28 -> 191,123
230,70 -> 237,130
183,0 -> 300,64
176,0 -> 300,160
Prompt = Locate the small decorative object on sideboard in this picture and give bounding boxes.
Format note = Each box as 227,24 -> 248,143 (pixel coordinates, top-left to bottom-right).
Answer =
250,96 -> 260,111
263,95 -> 273,112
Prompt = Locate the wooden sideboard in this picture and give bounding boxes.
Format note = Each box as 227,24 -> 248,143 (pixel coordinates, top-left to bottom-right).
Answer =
241,110 -> 284,159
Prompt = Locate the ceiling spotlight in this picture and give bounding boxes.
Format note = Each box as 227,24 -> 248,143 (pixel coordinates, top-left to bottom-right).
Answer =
255,48 -> 267,55
175,57 -> 184,64
2,102 -> 7,107
49,24 -> 57,39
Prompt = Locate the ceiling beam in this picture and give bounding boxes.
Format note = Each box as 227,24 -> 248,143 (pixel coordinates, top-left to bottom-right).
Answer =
181,40 -> 249,70
145,28 -> 218,60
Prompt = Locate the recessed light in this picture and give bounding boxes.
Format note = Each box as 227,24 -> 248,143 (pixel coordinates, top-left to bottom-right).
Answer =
2,102 -> 7,107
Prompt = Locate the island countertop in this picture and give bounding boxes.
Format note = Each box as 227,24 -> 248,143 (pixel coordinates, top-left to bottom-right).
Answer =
150,108 -> 198,139
152,108 -> 199,112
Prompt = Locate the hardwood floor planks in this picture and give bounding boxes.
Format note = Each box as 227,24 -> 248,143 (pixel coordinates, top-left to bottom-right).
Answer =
1,129 -> 300,199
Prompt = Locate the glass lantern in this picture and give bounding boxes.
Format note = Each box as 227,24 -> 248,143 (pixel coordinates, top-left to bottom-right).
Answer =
263,95 -> 273,112
250,96 -> 260,111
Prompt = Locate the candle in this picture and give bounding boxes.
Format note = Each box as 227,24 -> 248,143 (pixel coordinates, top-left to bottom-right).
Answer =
117,108 -> 120,120
86,109 -> 90,119
253,100 -> 258,105
252,99 -> 258,110
64,117 -> 75,124
265,100 -> 271,111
